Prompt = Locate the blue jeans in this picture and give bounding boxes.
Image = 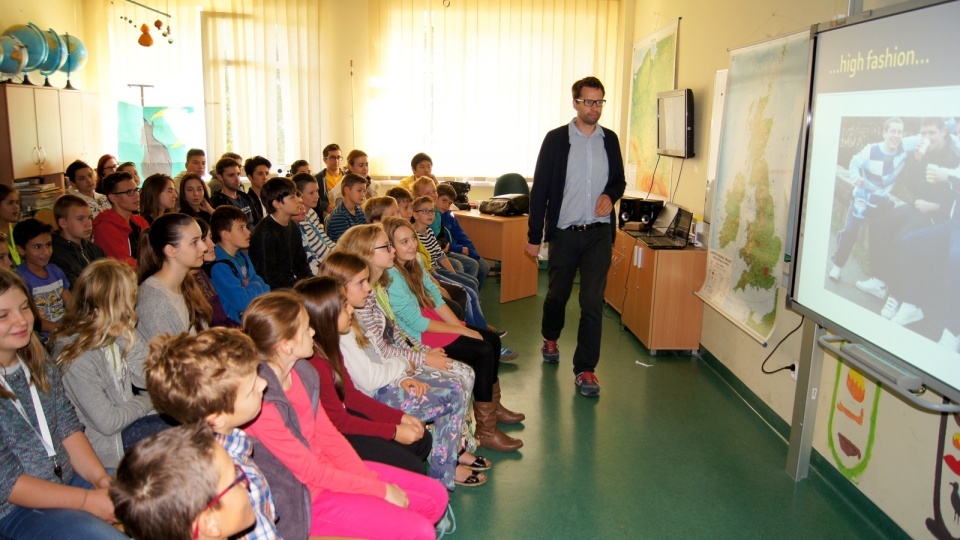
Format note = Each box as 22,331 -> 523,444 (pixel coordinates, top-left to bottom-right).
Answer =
121,414 -> 178,453
0,474 -> 128,539
433,272 -> 487,328
448,252 -> 489,289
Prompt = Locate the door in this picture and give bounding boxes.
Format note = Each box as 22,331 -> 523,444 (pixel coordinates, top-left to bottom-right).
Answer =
5,86 -> 40,179
33,88 -> 64,175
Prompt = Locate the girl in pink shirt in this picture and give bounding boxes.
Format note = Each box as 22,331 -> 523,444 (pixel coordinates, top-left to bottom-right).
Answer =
242,291 -> 447,539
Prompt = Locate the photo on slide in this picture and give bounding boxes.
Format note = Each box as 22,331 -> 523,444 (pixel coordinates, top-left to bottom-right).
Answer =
824,115 -> 959,346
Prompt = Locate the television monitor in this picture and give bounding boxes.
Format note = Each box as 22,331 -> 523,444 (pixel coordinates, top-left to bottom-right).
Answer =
789,0 -> 960,402
657,89 -> 695,158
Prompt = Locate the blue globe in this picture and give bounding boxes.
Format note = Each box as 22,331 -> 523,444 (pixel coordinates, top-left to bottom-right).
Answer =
38,28 -> 66,75
2,24 -> 47,72
0,35 -> 28,74
58,34 -> 88,74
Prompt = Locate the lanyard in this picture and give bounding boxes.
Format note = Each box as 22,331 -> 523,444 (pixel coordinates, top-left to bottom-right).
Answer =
0,358 -> 56,458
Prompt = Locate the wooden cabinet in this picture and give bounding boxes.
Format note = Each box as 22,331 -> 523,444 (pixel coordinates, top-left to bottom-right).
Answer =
0,85 -> 65,183
620,236 -> 707,354
59,91 -> 101,166
604,228 -> 634,313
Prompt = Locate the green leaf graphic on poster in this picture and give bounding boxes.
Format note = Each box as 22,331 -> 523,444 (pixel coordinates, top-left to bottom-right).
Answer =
827,361 -> 881,481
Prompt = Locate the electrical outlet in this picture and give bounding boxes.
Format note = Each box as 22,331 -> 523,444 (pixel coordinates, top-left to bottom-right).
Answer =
791,365 -> 798,381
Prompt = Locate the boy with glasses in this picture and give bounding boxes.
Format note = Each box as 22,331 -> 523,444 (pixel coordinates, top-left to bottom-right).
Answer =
93,171 -> 150,268
314,143 -> 344,219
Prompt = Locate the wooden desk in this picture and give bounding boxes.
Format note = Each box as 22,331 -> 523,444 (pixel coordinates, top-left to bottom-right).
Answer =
454,210 -> 538,303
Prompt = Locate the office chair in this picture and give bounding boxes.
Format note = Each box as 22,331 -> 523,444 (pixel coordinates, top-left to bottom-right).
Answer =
493,173 -> 530,197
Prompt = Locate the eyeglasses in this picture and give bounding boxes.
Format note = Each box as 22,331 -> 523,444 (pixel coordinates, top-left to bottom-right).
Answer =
192,464 -> 250,539
415,209 -> 435,215
374,243 -> 394,251
575,99 -> 607,107
113,187 -> 141,197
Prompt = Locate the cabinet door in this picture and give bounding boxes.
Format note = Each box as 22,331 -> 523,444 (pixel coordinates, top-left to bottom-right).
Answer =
33,88 -> 64,175
6,86 -> 40,179
635,242 -> 657,345
59,91 -> 84,166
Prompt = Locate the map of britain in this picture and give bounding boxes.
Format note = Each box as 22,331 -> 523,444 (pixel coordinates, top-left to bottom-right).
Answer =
697,31 -> 810,343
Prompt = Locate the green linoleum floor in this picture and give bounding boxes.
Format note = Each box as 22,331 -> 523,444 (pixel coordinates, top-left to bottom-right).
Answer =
447,273 -> 880,539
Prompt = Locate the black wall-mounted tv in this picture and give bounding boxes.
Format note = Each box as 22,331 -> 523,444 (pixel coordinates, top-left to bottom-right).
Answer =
657,88 -> 695,158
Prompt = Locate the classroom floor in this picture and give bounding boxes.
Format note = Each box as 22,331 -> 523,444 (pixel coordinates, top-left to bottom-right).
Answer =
446,271 -> 885,539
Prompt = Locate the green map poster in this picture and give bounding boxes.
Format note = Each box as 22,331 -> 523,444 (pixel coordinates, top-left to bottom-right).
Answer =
695,31 -> 810,343
625,21 -> 677,198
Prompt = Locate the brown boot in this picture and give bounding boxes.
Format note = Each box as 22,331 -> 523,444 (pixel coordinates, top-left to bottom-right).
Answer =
493,381 -> 525,424
474,401 -> 523,452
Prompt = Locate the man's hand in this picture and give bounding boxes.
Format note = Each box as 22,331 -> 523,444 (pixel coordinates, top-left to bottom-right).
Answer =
915,199 -> 940,214
525,243 -> 541,259
594,194 -> 613,217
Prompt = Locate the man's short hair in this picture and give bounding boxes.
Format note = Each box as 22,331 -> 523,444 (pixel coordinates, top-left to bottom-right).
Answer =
920,117 -> 946,131
436,183 -> 457,200
215,157 -> 241,177
210,206 -> 249,244
322,143 -> 341,159
100,171 -> 134,197
883,117 -> 904,131
572,76 -> 605,99
261,177 -> 297,214
410,152 -> 432,171
144,328 -> 261,423
186,148 -> 206,161
362,196 -> 397,223
53,194 -> 90,224
221,152 -> 242,161
289,159 -> 309,175
385,186 -> 413,203
341,173 -> 368,195
13,218 -> 52,248
244,155 -> 272,178
412,176 -> 436,197
111,422 -> 220,540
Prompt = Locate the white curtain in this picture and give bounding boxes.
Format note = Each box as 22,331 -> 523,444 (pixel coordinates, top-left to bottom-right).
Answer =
367,0 -> 621,178
200,0 -> 324,170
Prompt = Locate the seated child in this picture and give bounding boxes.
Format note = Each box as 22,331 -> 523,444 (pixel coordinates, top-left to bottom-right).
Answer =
325,173 -> 369,243
412,178 -> 480,281
248,177 -> 313,289
436,183 -> 491,288
209,206 -> 270,322
293,173 -> 336,271
243,292 -> 448,539
143,328 -> 282,540
13,219 -> 72,335
50,195 -> 107,287
195,219 -> 240,328
51,259 -> 162,469
111,423 -> 257,540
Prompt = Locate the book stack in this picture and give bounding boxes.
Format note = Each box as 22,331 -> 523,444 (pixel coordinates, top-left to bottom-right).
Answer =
19,183 -> 63,212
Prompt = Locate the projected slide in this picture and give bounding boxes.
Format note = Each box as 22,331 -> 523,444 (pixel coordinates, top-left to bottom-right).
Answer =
793,0 -> 960,394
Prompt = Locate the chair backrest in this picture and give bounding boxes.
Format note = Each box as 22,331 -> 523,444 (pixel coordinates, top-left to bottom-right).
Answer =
493,173 -> 530,197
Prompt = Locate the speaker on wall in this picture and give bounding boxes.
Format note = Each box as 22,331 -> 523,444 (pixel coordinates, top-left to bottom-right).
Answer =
618,198 -> 664,230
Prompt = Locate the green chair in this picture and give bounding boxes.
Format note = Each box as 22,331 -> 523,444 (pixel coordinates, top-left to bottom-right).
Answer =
493,173 -> 530,197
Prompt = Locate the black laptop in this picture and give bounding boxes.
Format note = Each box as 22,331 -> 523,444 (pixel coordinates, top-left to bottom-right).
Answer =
634,203 -> 693,249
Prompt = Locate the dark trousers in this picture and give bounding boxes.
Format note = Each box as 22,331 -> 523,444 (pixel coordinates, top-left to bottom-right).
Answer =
345,431 -> 433,475
542,225 -> 612,375
440,325 -> 501,402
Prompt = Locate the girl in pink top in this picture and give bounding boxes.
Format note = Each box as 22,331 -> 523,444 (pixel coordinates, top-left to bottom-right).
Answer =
242,291 -> 447,539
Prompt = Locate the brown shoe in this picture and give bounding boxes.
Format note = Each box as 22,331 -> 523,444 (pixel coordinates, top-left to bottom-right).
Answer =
493,381 -> 525,424
474,401 -> 523,452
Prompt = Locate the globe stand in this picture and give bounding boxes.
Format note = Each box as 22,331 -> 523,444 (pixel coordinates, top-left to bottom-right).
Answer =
43,76 -> 53,87
20,74 -> 36,86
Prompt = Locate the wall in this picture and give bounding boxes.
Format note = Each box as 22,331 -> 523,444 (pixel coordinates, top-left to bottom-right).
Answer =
629,0 -> 943,537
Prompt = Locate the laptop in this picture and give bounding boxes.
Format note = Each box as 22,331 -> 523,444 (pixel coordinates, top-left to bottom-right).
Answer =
632,202 -> 693,249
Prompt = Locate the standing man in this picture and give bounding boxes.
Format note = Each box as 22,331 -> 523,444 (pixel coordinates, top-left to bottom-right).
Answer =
525,76 -> 625,397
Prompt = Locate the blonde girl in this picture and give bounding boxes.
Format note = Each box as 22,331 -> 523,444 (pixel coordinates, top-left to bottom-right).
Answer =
0,268 -> 127,539
51,259 -> 168,468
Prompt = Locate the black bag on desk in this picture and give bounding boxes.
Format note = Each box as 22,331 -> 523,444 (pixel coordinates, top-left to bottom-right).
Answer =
478,194 -> 529,216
